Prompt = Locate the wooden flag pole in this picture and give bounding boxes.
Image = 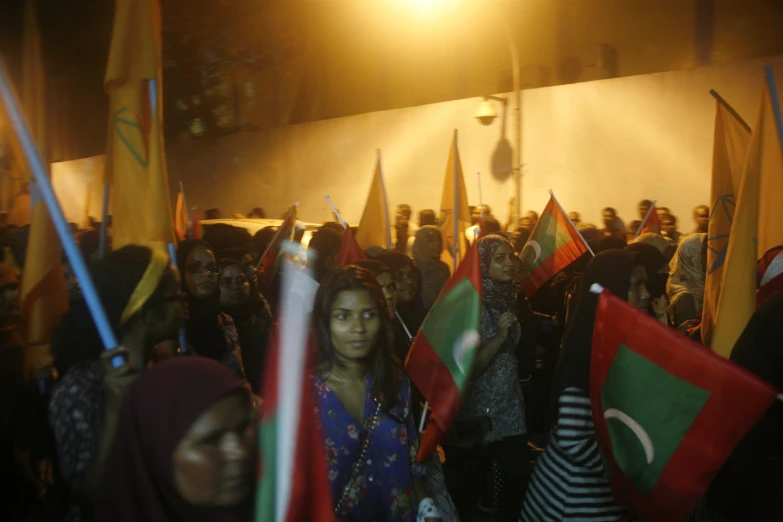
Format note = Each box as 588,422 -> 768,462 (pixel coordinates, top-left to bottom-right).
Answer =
548,189 -> 594,256
634,199 -> 658,240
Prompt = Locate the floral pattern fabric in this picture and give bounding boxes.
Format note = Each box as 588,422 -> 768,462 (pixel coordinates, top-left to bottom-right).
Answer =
219,312 -> 246,378
49,360 -> 105,522
315,373 -> 425,522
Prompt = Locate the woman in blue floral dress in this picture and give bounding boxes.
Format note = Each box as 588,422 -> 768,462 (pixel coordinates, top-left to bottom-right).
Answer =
312,266 -> 441,522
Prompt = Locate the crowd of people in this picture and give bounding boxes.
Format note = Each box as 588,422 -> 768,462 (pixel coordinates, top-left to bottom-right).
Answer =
0,193 -> 780,522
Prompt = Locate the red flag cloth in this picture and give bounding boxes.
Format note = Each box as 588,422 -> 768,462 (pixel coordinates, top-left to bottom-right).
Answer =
638,204 -> 662,235
256,262 -> 333,522
591,290 -> 777,521
257,329 -> 334,522
337,227 -> 367,266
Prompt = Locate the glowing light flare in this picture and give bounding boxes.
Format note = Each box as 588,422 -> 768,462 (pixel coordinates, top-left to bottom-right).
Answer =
385,0 -> 463,20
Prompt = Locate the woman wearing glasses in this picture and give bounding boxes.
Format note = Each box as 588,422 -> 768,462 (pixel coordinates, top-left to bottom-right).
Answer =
176,240 -> 247,378
217,257 -> 272,394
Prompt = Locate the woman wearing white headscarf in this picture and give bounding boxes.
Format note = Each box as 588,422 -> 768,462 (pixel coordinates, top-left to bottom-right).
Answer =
666,233 -> 706,331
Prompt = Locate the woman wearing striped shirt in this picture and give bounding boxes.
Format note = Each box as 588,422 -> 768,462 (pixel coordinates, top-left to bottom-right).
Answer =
521,251 -> 651,521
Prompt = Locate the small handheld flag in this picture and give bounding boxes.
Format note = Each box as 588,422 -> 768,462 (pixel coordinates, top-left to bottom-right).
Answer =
518,191 -> 591,296
590,287 -> 777,521
405,240 -> 481,461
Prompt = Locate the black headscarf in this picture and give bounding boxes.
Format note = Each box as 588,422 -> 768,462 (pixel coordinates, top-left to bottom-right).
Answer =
706,293 -> 783,520
478,234 -> 521,350
176,239 -> 227,361
376,251 -> 426,333
551,250 -> 640,411
307,227 -> 342,282
624,242 -> 669,298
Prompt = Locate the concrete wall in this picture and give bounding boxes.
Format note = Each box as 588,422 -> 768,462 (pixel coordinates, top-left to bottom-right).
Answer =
165,55 -> 783,230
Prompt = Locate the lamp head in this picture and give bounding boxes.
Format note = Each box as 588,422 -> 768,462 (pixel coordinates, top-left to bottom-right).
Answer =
474,99 -> 497,126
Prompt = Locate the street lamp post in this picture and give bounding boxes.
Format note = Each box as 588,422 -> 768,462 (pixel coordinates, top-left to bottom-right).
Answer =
500,16 -> 522,223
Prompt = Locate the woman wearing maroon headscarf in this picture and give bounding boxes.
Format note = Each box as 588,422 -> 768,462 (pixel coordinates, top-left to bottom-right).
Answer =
96,357 -> 255,521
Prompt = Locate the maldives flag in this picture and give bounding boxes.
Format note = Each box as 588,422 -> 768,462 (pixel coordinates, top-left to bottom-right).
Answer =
636,202 -> 662,237
405,240 -> 481,460
256,260 -> 333,522
337,227 -> 367,266
591,289 -> 777,521
519,194 -> 589,296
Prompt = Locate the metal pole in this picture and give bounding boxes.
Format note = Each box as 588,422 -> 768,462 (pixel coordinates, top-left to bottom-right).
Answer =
499,16 -> 522,220
452,130 -> 459,272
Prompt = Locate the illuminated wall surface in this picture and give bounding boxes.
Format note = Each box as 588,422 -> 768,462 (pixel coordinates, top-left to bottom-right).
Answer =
162,55 -> 783,228
29,54 -> 782,229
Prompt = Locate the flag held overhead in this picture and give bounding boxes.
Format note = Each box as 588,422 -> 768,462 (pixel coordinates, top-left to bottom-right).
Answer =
519,191 -> 590,296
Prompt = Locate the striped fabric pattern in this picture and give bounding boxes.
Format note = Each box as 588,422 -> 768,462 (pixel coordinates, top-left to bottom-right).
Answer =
520,387 -> 627,522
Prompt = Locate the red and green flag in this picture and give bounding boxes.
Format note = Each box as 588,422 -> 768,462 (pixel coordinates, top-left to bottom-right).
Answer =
337,226 -> 367,266
256,260 -> 333,522
519,193 -> 589,296
591,289 -> 778,521
405,240 -> 481,461
636,201 -> 662,237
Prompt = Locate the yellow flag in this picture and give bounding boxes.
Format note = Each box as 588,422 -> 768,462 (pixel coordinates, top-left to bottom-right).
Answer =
355,154 -> 392,250
104,0 -> 174,252
712,76 -> 783,358
438,131 -> 471,271
18,0 -> 68,372
700,95 -> 751,346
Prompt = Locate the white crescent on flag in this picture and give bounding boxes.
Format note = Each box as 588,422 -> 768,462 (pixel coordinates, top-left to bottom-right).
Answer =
604,408 -> 655,464
452,329 -> 480,374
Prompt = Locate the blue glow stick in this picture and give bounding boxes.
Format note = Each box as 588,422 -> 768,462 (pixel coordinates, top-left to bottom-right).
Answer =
0,61 -> 122,365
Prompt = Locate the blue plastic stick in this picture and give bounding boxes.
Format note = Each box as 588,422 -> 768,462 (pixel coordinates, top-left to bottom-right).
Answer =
0,61 -> 121,362
764,66 -> 783,152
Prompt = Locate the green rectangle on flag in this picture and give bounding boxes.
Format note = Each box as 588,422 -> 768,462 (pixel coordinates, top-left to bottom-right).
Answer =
420,277 -> 481,391
600,346 -> 711,495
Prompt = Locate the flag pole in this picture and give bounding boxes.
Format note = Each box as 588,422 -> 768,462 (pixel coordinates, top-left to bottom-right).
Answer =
709,90 -> 752,133
634,199 -> 657,240
179,180 -> 191,233
0,60 -> 121,364
452,130 -> 459,273
254,203 -> 298,270
377,150 -> 393,251
548,189 -> 594,256
477,171 -> 484,222
324,194 -> 348,229
764,66 -> 783,151
98,183 -> 110,259
393,310 -> 429,431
